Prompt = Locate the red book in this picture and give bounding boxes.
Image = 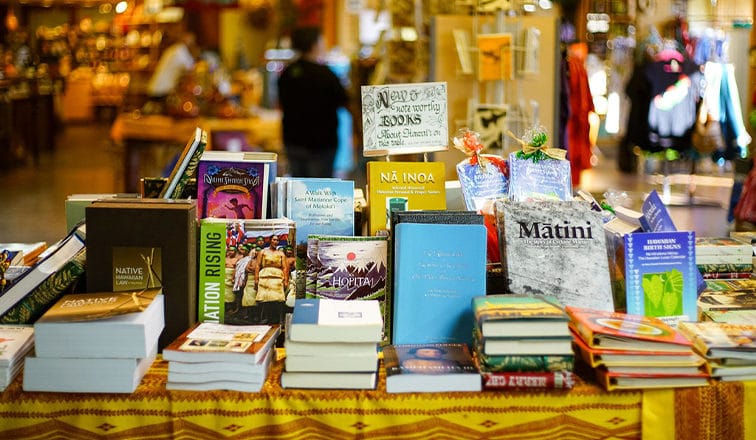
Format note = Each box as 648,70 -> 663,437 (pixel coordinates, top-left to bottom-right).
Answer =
480,370 -> 575,390
595,367 -> 709,391
565,306 -> 693,353
571,329 -> 705,368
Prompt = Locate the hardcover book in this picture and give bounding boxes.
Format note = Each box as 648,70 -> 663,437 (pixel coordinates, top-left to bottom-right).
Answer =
695,237 -> 753,257
86,198 -> 197,351
366,161 -> 447,236
197,217 -> 296,327
392,222 -> 486,345
196,151 -> 274,220
33,290 -> 164,359
162,322 -> 280,365
383,343 -> 482,393
571,330 -> 705,368
677,321 -> 756,361
479,369 -> 575,390
472,294 -> 570,338
624,231 -> 699,325
160,127 -> 207,199
494,200 -> 614,311
697,288 -> 756,313
595,367 -> 709,391
474,349 -> 574,373
0,224 -> 86,320
308,235 -> 389,344
566,306 -> 693,353
476,328 -> 573,356
0,247 -> 86,325
288,299 -> 383,343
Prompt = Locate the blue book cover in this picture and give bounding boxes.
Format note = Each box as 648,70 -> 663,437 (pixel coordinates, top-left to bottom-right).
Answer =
640,190 -> 706,294
624,231 -> 699,326
392,222 -> 487,345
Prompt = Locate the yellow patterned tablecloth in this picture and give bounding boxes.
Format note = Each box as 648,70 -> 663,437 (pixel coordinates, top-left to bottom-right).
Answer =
0,356 -> 752,440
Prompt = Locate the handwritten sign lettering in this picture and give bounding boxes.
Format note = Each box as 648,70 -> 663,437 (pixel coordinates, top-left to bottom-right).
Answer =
361,82 -> 449,157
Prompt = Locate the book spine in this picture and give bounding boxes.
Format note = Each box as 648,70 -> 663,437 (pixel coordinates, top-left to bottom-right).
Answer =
701,271 -> 753,279
170,132 -> 207,199
476,352 -> 575,373
480,370 -> 575,389
697,263 -> 753,274
0,248 -> 86,324
198,221 -> 227,323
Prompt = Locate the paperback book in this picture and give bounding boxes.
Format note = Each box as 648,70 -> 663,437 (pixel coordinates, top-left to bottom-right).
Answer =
196,151 -> 274,220
280,370 -> 377,390
166,347 -> 273,392
366,161 -> 446,236
162,322 -> 280,365
383,343 -> 482,393
392,222 -> 486,345
624,231 -> 699,325
0,325 -> 34,390
197,217 -> 296,328
288,299 -> 383,343
494,199 -> 614,311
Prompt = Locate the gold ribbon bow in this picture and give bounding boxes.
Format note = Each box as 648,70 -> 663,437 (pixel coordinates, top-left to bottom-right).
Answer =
506,130 -> 567,161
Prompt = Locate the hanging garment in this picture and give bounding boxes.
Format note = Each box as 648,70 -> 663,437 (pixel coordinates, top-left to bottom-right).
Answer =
565,44 -> 594,186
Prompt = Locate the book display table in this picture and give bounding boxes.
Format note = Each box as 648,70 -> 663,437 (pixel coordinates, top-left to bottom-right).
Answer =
1,356 -> 753,439
110,112 -> 282,192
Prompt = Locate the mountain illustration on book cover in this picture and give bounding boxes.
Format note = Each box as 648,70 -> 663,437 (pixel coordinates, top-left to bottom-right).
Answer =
314,237 -> 388,301
197,160 -> 268,219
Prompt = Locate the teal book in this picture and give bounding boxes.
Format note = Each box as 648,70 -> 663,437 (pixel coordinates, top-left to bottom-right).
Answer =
624,231 -> 699,326
284,178 -> 355,295
392,222 -> 487,345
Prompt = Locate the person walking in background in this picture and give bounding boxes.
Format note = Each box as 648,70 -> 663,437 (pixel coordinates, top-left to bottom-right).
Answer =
277,26 -> 349,178
147,31 -> 197,102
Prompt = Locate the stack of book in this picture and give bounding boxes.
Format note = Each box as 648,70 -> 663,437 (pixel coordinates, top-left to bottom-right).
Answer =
280,299 -> 382,390
0,325 -> 34,391
566,306 -> 709,391
678,321 -> 756,382
697,278 -> 756,323
695,237 -> 754,279
471,294 -> 575,390
23,289 -> 164,393
163,322 -> 280,392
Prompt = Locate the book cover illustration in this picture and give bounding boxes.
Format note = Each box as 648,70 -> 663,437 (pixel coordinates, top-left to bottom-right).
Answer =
624,231 -> 698,325
384,343 -> 478,376
494,199 -> 614,312
305,235 -> 320,297
366,161 -> 446,236
37,288 -> 162,322
392,222 -> 486,345
566,306 -> 692,350
361,82 -> 449,157
196,154 -> 269,220
177,323 -> 272,354
641,190 -> 677,232
160,127 -> 207,199
477,33 -> 514,81
198,218 -> 295,328
677,322 -> 756,355
473,294 -> 568,324
111,247 -> 162,291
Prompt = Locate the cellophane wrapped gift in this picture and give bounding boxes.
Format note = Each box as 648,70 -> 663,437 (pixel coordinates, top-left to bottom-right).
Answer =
507,126 -> 572,202
452,129 -> 508,265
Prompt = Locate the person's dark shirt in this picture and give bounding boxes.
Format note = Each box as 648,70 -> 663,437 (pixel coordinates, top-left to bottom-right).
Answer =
278,59 -> 348,152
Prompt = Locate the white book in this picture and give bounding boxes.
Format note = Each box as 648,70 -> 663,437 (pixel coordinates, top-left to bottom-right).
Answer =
284,351 -> 379,373
288,299 -> 383,343
482,337 -> 574,356
33,293 -> 164,359
280,371 -> 377,390
167,349 -> 272,383
23,340 -> 157,393
166,379 -> 265,393
0,325 -> 34,368
284,338 -> 379,358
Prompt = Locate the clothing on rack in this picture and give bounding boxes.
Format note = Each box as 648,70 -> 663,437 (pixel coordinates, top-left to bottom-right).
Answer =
563,43 -> 594,186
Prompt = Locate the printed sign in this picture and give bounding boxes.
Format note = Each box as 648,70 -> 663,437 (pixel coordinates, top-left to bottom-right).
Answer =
361,82 -> 449,157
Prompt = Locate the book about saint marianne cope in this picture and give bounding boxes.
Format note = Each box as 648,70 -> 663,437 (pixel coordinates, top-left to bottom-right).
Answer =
196,151 -> 274,220
494,200 -> 614,312
383,343 -> 482,393
392,222 -> 486,345
624,231 -> 699,326
366,161 -> 446,236
197,217 -> 296,329
86,198 -> 197,351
